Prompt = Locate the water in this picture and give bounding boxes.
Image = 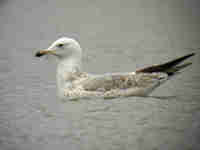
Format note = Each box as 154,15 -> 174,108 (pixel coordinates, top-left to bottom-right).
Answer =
0,0 -> 200,150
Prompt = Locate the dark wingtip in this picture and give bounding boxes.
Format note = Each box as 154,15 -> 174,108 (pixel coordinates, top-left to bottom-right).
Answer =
184,52 -> 195,58
136,53 -> 195,74
166,62 -> 193,76
190,52 -> 195,56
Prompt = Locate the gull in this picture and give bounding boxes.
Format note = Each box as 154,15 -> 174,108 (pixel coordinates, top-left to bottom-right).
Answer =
35,37 -> 195,100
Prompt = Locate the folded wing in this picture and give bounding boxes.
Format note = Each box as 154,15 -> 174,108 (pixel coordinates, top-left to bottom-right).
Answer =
81,53 -> 195,94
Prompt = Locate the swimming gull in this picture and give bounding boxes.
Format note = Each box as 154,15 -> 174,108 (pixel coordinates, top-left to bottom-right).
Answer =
35,37 -> 195,100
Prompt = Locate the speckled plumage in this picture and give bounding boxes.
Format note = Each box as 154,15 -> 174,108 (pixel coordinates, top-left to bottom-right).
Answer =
61,71 -> 168,100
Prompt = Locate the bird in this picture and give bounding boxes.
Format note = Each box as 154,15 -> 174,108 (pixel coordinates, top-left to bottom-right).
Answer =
35,37 -> 195,100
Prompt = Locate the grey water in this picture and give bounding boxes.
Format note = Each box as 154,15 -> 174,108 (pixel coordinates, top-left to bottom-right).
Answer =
0,0 -> 200,150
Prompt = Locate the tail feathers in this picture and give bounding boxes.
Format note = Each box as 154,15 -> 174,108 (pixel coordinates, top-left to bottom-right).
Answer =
136,53 -> 195,76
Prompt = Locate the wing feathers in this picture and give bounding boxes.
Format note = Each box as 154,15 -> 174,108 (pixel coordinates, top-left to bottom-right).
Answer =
82,74 -> 137,91
136,53 -> 195,75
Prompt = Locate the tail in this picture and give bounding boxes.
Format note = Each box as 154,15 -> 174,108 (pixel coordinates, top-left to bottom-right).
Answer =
136,53 -> 195,76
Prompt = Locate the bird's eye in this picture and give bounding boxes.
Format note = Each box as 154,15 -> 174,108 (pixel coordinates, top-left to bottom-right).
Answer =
57,43 -> 64,48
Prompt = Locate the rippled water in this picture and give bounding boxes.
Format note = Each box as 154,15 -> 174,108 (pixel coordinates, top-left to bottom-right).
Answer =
0,0 -> 200,150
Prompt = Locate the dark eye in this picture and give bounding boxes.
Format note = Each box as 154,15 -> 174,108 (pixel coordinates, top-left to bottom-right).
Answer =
57,43 -> 64,48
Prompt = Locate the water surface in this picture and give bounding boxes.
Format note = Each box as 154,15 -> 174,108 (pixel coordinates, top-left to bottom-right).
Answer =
0,0 -> 200,150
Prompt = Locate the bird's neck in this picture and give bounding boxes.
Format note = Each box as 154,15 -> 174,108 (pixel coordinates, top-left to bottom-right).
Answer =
57,57 -> 81,73
56,56 -> 82,95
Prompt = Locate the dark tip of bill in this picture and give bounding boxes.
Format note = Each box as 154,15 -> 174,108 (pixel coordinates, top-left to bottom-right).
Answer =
35,51 -> 44,57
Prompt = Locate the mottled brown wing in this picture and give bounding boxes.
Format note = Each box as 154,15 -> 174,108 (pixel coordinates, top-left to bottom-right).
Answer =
81,72 -> 168,92
81,73 -> 137,92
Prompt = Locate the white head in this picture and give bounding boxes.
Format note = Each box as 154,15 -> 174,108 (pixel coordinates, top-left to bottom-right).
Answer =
35,37 -> 82,61
36,37 -> 83,96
